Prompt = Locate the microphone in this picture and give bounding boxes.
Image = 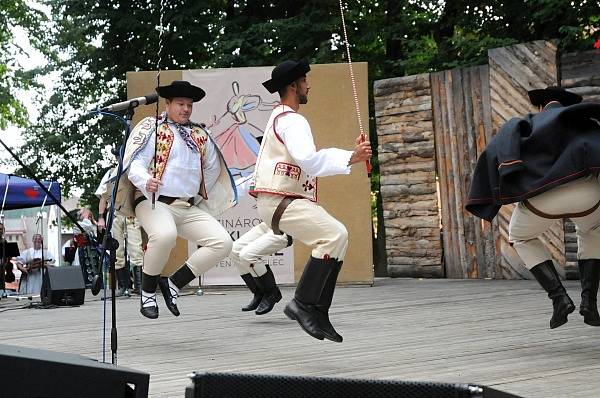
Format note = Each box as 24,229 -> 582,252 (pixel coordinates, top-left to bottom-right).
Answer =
99,93 -> 159,112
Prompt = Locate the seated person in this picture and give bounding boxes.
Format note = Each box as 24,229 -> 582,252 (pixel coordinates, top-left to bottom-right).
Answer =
16,234 -> 56,295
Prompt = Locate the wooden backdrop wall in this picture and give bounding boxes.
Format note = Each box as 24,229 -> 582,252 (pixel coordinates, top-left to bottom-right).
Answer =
375,40 -> 591,279
430,65 -> 497,279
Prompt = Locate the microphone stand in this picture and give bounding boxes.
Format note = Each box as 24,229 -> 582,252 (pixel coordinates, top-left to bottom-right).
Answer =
90,104 -> 138,365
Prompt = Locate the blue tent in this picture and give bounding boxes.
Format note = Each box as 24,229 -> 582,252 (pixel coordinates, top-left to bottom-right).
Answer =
0,173 -> 61,210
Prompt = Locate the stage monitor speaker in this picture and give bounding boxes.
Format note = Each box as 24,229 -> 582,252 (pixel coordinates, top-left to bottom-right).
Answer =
0,344 -> 149,398
41,266 -> 86,306
185,371 -> 522,398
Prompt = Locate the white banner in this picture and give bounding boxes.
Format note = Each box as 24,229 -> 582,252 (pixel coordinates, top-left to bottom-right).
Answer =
183,68 -> 295,286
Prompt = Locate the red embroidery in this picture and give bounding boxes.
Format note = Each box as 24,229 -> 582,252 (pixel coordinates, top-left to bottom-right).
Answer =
274,162 -> 301,180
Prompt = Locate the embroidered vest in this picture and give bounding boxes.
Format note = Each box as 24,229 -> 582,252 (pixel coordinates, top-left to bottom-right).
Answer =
251,107 -> 318,201
114,116 -> 237,217
152,121 -> 209,198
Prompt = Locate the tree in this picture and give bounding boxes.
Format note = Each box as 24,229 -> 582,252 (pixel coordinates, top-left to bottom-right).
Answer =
15,0 -> 599,210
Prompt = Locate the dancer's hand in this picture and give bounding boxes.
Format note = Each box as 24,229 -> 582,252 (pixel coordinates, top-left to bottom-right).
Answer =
348,136 -> 372,165
146,177 -> 162,193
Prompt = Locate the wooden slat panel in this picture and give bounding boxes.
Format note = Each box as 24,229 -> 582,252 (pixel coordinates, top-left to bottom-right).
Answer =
432,66 -> 497,278
6,279 -> 600,398
374,75 -> 443,277
488,40 -> 563,279
560,49 -> 600,279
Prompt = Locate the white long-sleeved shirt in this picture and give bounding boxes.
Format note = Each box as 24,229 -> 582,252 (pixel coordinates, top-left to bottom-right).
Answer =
128,122 -> 221,199
274,105 -> 353,177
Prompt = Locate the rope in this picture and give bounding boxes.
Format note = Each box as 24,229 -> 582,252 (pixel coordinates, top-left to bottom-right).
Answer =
338,0 -> 363,135
338,0 -> 372,174
152,0 -> 166,209
0,174 -> 9,223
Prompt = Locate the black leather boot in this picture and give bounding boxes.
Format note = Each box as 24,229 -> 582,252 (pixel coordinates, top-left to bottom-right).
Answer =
240,272 -> 263,311
159,263 -> 196,316
578,259 -> 600,326
315,260 -> 344,342
115,267 -> 130,297
255,265 -> 282,315
131,266 -> 142,295
283,256 -> 332,340
140,273 -> 159,319
530,260 -> 575,329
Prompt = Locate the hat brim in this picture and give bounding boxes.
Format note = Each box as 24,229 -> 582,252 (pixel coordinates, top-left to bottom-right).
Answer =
262,59 -> 311,94
156,85 -> 206,102
528,88 -> 582,107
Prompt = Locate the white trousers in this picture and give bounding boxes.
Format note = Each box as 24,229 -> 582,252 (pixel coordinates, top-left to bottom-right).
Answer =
135,199 -> 232,276
231,222 -> 289,277
509,175 -> 600,268
256,194 -> 348,261
111,212 -> 143,270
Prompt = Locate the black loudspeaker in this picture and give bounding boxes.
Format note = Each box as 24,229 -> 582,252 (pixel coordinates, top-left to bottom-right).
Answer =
41,266 -> 86,306
0,344 -> 149,398
185,372 -> 522,398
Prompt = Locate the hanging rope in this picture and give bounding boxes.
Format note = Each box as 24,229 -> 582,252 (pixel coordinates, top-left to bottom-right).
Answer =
152,0 -> 166,209
0,175 -> 9,224
338,0 -> 372,174
36,181 -> 52,229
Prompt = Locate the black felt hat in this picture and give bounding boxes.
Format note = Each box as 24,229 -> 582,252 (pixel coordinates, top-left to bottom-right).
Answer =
156,80 -> 206,102
528,86 -> 582,107
262,59 -> 311,94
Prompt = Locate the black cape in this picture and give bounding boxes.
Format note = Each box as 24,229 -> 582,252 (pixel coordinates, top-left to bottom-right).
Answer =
466,102 -> 600,221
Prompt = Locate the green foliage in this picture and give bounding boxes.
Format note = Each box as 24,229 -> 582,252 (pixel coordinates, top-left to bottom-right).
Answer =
0,0 -> 47,129
9,0 -> 599,209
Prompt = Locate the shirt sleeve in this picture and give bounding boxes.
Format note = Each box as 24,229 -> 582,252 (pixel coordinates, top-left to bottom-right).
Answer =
277,113 -> 352,177
128,133 -> 156,199
234,175 -> 254,198
94,169 -> 112,197
203,137 -> 222,194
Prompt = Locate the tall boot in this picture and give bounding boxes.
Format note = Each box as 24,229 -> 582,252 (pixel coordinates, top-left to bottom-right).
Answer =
530,260 -> 575,329
255,265 -> 282,315
159,263 -> 196,316
140,273 -> 159,319
115,267 -> 130,297
315,260 -> 343,342
131,266 -> 142,295
283,256 -> 332,340
240,273 -> 263,311
578,259 -> 600,326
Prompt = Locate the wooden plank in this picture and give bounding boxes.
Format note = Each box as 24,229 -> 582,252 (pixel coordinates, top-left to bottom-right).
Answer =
431,71 -> 456,278
375,73 -> 443,277
2,279 -> 599,398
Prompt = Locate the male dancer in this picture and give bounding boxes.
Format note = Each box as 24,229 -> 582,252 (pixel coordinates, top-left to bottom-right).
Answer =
467,86 -> 600,328
122,80 -> 237,319
251,59 -> 371,342
96,147 -> 143,296
232,175 -> 291,315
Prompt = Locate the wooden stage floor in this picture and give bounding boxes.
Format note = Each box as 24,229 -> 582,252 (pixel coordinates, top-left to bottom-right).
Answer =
1,278 -> 598,397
